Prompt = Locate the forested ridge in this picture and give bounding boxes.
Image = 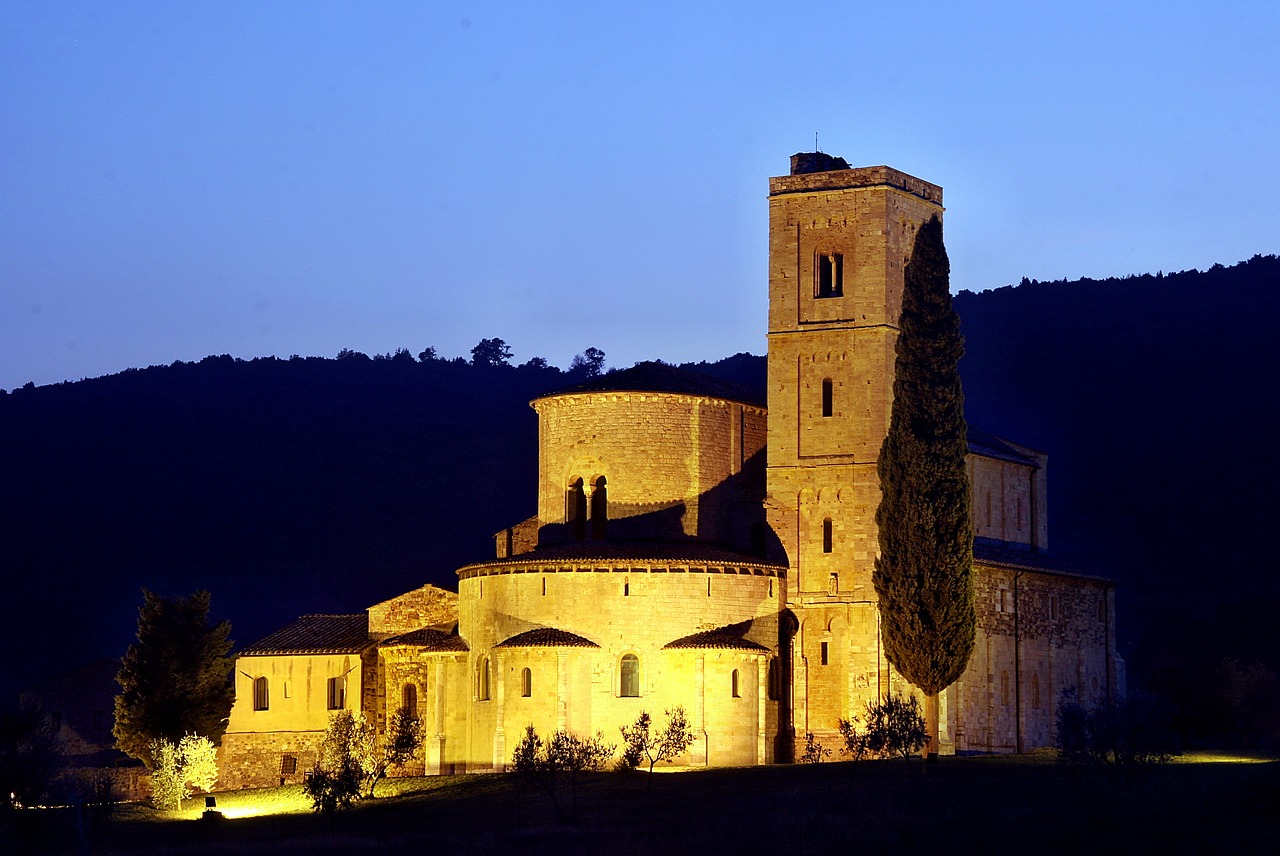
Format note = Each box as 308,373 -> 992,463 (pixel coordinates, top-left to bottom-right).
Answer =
3,255 -> 1277,743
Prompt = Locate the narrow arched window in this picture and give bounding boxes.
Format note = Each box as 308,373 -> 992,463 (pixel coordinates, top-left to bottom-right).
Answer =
591,476 -> 608,540
477,657 -> 491,701
731,669 -> 740,698
822,518 -> 833,553
520,667 -> 532,698
620,654 -> 640,698
402,684 -> 418,719
821,379 -> 833,417
567,478 -> 586,541
253,676 -> 269,711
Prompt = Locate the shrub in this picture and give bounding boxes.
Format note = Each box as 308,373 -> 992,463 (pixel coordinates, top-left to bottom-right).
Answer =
618,707 -> 695,778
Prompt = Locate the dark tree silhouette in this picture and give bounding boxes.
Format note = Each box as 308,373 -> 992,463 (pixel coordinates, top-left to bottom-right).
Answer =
470,338 -> 514,368
113,590 -> 234,769
569,347 -> 606,377
873,215 -> 974,757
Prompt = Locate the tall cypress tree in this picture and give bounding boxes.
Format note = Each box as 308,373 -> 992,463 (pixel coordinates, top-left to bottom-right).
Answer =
873,215 -> 974,755
113,590 -> 234,768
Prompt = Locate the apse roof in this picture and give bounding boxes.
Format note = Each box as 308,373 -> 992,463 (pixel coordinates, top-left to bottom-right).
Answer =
240,614 -> 372,655
380,626 -> 470,652
663,627 -> 771,652
496,628 -> 601,648
460,540 -> 786,570
538,361 -> 766,408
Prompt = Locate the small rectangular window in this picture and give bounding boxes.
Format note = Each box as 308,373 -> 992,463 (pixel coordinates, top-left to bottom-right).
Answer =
820,641 -> 829,666
281,754 -> 298,776
327,677 -> 345,710
815,252 -> 844,298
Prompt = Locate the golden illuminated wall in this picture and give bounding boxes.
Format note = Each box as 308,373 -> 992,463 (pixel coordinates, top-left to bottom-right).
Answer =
532,391 -> 766,549
454,558 -> 783,769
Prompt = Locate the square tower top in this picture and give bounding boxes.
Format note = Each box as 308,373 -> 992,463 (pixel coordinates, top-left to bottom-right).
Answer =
770,155 -> 942,206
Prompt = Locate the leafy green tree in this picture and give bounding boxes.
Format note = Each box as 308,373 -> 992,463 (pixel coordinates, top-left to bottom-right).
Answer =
873,215 -> 974,756
470,337 -> 513,367
113,590 -> 234,769
618,707 -> 694,779
147,734 -> 218,811
366,708 -> 423,798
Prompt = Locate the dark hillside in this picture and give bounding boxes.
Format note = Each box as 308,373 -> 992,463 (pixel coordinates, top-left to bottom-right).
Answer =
3,256 -> 1278,743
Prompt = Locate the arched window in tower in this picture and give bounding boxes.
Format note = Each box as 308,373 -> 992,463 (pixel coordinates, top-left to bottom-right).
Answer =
731,669 -> 740,698
520,667 -> 532,698
815,251 -> 844,298
253,676 -> 269,711
402,684 -> 418,718
566,478 -> 586,541
591,476 -> 608,540
822,517 -> 833,553
821,379 -> 833,417
619,654 -> 640,697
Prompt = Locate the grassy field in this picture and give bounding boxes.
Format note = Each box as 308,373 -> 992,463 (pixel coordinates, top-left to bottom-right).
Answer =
4,752 -> 1276,855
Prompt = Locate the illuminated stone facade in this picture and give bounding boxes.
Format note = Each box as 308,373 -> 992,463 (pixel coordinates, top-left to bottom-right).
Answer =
219,155 -> 1123,788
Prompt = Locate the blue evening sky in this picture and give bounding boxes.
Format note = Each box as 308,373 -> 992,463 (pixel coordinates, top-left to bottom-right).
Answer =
3,1 -> 1277,390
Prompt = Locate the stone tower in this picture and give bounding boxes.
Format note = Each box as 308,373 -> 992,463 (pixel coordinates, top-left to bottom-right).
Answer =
765,154 -> 944,754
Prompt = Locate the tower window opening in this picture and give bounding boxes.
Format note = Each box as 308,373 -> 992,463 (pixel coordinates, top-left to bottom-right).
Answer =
815,252 -> 844,298
623,581 -> 629,597
822,518 -> 833,553
620,654 -> 640,697
521,667 -> 532,698
821,379 -> 833,417
567,478 -> 587,541
542,577 -> 546,596
731,669 -> 740,698
477,657 -> 491,701
591,476 -> 608,540
820,641 -> 829,666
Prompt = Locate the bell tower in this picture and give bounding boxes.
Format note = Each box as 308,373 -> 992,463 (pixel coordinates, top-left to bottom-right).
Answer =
765,154 -> 943,752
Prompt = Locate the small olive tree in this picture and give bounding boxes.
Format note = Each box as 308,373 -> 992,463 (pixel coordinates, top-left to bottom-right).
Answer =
841,693 -> 928,765
305,709 -> 424,812
511,725 -> 614,821
618,707 -> 695,780
148,734 -> 219,811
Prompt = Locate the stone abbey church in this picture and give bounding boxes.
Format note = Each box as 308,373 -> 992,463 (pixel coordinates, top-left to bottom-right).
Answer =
220,155 -> 1124,788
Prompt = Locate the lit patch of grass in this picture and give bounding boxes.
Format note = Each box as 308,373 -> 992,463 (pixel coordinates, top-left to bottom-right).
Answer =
1171,750 -> 1276,764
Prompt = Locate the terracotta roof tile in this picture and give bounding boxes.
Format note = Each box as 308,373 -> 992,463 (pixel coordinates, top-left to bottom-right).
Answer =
496,628 -> 600,648
663,628 -> 771,652
380,627 -> 470,652
241,614 -> 371,655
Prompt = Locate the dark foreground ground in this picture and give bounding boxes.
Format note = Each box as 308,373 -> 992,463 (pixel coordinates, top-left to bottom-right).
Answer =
5,753 -> 1277,855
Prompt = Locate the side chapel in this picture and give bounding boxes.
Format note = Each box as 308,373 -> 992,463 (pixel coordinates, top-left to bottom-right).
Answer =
219,155 -> 1124,788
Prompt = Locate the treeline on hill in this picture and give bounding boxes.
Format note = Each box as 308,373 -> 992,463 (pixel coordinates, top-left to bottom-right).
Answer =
2,255 -> 1277,747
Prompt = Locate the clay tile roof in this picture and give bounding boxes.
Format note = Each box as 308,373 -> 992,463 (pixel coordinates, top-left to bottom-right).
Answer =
464,540 -> 785,569
972,539 -> 1113,583
241,614 -> 371,655
966,428 -> 1040,466
380,627 -> 470,652
537,362 -> 766,408
495,628 -> 601,648
663,628 -> 771,652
